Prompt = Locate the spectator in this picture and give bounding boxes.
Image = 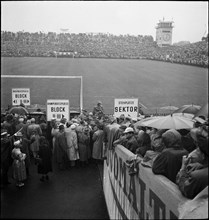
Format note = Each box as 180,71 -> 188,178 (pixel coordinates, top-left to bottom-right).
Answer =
13,131 -> 32,176
37,136 -> 52,182
136,132 -> 151,157
176,128 -> 208,199
93,101 -> 104,118
114,127 -> 139,154
54,124 -> 68,170
1,130 -> 13,188
92,123 -> 104,163
11,140 -> 27,187
27,118 -> 42,158
65,123 -> 79,167
77,126 -> 91,167
152,129 -> 188,183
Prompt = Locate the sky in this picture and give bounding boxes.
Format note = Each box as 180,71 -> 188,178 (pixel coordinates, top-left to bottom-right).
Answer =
1,1 -> 208,43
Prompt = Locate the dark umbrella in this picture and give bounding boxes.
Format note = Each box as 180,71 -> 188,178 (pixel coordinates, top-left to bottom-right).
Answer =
173,104 -> 201,115
8,106 -> 29,115
194,103 -> 208,119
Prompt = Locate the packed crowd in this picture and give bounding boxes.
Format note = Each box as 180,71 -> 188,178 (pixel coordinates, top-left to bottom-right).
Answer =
1,31 -> 208,67
1,101 -> 208,200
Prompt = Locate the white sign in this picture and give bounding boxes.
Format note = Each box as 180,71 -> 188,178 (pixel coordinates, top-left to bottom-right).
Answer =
47,99 -> 69,121
12,88 -> 30,106
114,98 -> 138,119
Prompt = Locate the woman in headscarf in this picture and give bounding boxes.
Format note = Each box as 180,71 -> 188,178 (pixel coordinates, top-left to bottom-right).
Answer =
152,129 -> 188,183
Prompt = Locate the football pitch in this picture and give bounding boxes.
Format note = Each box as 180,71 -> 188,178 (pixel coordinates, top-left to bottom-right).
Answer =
1,57 -> 208,114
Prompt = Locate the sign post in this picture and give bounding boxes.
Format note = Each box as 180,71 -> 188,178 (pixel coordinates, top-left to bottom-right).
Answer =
12,88 -> 30,106
47,99 -> 70,121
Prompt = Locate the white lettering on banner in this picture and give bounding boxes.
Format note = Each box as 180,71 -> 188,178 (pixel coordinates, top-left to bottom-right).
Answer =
103,145 -> 188,220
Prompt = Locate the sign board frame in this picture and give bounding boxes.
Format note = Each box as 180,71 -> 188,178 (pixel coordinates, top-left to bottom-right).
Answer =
12,88 -> 30,106
114,98 -> 139,119
47,99 -> 70,121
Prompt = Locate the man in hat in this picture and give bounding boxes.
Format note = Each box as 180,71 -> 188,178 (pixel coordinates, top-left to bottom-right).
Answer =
27,118 -> 42,158
103,115 -> 120,150
54,124 -> 68,170
176,128 -> 208,199
122,127 -> 139,153
92,101 -> 104,118
1,130 -> 13,188
3,114 -> 15,136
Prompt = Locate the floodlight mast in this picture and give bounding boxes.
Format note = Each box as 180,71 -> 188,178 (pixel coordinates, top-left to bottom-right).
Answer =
1,75 -> 83,113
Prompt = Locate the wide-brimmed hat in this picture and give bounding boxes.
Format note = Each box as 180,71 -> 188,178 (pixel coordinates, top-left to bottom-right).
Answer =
124,127 -> 134,134
18,117 -> 24,122
31,118 -> 35,123
1,130 -> 10,137
14,131 -> 23,137
70,124 -> 76,130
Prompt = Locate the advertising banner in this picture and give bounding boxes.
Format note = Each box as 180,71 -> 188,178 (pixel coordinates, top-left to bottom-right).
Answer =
12,88 -> 30,106
114,98 -> 138,119
47,99 -> 69,121
103,145 -> 189,219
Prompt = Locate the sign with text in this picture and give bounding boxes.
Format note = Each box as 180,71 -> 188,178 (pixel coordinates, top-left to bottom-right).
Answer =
12,88 -> 30,106
103,145 -> 189,220
114,98 -> 138,118
47,99 -> 69,121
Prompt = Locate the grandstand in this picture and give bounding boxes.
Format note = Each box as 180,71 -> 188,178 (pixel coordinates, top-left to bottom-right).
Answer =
1,31 -> 208,68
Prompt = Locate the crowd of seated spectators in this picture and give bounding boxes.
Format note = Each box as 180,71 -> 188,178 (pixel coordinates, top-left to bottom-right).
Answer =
1,31 -> 208,68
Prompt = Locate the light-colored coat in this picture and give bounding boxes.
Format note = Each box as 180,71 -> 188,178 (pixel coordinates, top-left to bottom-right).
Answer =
92,129 -> 104,159
65,127 -> 79,161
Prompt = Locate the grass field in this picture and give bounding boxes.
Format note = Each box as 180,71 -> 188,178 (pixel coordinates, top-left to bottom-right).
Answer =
1,57 -> 208,114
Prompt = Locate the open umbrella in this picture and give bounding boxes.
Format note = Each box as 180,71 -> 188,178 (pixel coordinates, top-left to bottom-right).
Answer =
159,105 -> 179,114
194,103 -> 208,119
8,106 -> 29,115
134,116 -> 161,128
173,112 -> 194,119
141,114 -> 194,130
173,104 -> 201,115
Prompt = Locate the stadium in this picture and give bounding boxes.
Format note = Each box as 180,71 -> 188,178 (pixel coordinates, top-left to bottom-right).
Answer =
1,31 -> 208,115
1,2 -> 208,219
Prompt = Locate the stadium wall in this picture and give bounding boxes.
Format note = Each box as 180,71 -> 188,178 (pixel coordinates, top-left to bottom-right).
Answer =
103,145 -> 197,219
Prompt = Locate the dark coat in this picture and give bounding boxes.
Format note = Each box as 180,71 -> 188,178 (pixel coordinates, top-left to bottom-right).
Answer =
54,132 -> 68,164
152,148 -> 188,183
37,142 -> 52,174
176,163 -> 208,199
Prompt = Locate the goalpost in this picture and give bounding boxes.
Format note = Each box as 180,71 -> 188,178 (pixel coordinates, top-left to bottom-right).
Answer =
1,75 -> 83,112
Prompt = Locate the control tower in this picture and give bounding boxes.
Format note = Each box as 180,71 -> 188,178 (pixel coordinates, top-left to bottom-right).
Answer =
155,19 -> 174,47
